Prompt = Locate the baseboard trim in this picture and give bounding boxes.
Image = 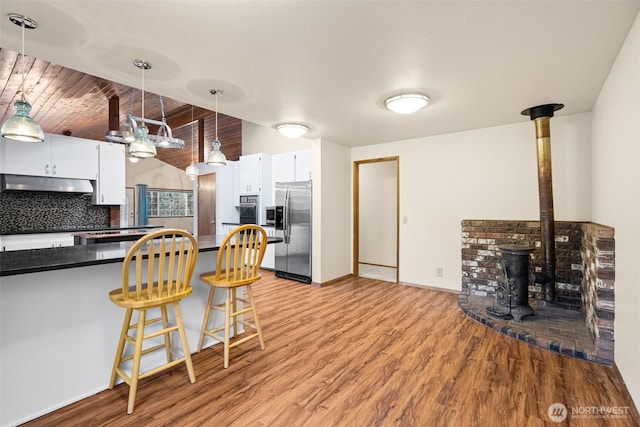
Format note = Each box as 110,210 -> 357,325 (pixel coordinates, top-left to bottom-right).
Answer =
315,273 -> 355,288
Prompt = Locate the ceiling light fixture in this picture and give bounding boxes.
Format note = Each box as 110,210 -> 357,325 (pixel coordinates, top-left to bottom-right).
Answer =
275,123 -> 309,138
206,89 -> 227,167
128,59 -> 157,159
1,14 -> 44,142
106,91 -> 184,148
185,105 -> 199,180
384,93 -> 429,114
106,88 -> 137,144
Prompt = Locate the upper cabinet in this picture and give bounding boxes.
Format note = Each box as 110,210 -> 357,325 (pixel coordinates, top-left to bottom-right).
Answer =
94,142 -> 125,205
238,153 -> 272,224
51,135 -> 99,179
271,149 -> 312,201
293,149 -> 312,182
0,134 -> 98,179
238,153 -> 272,195
272,149 -> 312,184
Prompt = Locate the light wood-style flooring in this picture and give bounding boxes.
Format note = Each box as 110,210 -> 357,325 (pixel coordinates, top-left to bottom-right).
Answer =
24,272 -> 639,426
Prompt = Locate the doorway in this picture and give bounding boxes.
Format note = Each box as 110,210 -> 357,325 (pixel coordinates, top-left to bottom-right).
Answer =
353,157 -> 399,283
123,187 -> 135,227
198,173 -> 216,236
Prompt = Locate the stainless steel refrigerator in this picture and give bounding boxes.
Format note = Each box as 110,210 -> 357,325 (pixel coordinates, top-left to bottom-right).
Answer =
275,180 -> 312,283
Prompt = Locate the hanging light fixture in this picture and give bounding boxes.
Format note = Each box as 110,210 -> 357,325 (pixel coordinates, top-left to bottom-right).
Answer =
275,123 -> 309,138
384,93 -> 429,114
1,14 -> 44,142
106,88 -> 137,144
185,106 -> 199,180
128,59 -> 157,159
206,89 -> 226,166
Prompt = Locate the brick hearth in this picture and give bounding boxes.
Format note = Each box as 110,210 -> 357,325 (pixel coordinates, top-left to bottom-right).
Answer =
459,220 -> 615,365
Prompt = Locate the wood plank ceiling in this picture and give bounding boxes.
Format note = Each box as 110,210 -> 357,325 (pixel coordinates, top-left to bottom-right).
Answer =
0,48 -> 242,170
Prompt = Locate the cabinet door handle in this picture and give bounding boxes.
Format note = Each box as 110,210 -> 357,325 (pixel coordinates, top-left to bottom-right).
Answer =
52,165 -> 56,175
45,164 -> 49,175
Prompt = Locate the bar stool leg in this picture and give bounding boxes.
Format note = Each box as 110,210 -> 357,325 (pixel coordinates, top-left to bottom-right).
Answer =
223,288 -> 232,369
128,309 -> 147,414
110,308 -> 133,389
198,287 -> 215,352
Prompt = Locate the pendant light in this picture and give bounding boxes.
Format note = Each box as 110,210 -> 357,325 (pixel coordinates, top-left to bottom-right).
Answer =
128,60 -> 157,158
1,14 -> 44,143
206,89 -> 227,166
185,106 -> 199,180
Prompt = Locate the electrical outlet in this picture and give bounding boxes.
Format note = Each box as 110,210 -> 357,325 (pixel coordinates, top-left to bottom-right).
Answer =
436,267 -> 443,277
402,216 -> 408,224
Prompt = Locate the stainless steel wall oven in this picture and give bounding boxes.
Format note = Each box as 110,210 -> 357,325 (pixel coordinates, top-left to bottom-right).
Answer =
239,194 -> 259,225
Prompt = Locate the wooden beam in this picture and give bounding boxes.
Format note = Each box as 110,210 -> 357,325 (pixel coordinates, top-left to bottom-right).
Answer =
198,117 -> 205,163
108,96 -> 120,131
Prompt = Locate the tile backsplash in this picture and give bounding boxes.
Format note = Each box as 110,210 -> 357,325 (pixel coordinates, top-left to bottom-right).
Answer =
0,191 -> 110,232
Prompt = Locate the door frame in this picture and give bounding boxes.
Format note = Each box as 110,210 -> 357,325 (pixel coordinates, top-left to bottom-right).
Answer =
353,156 -> 400,282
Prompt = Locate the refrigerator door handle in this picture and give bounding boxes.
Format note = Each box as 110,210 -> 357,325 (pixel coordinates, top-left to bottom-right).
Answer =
283,187 -> 291,244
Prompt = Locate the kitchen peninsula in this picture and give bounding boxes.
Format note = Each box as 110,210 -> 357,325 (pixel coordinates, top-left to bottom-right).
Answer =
0,234 -> 282,426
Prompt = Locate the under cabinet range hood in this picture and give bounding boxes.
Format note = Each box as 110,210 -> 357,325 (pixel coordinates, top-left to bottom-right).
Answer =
0,174 -> 94,194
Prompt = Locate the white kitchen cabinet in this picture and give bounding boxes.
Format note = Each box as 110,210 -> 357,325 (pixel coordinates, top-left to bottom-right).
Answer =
0,134 -> 98,179
0,134 -> 52,176
238,153 -> 267,194
94,142 -> 125,205
261,226 -> 276,269
271,149 -> 312,201
294,149 -> 312,181
238,153 -> 272,224
51,135 -> 99,179
0,233 -> 74,251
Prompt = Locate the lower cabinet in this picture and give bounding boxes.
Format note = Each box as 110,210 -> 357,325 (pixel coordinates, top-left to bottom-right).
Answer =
262,226 -> 275,270
0,233 -> 74,251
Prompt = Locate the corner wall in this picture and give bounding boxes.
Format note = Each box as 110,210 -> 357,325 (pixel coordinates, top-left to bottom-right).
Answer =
592,10 -> 640,408
313,138 -> 352,283
352,113 -> 592,291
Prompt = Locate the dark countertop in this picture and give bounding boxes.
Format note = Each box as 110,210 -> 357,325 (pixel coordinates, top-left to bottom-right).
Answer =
0,235 -> 282,277
0,225 -> 164,236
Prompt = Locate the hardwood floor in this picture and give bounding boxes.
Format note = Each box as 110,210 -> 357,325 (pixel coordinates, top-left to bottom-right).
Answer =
24,272 -> 639,426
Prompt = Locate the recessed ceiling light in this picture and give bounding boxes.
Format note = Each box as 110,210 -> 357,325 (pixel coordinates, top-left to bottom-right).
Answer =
385,93 -> 429,114
275,123 -> 309,138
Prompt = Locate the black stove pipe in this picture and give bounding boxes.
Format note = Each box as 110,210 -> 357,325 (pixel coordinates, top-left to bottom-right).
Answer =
521,103 -> 564,303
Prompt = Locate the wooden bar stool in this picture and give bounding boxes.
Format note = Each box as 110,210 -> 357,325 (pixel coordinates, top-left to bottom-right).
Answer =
108,229 -> 199,414
198,224 -> 267,368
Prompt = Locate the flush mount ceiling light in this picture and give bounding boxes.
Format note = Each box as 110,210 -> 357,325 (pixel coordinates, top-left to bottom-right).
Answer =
384,93 -> 429,114
128,60 -> 157,159
1,14 -> 44,142
206,89 -> 227,166
185,105 -> 199,180
275,123 -> 309,138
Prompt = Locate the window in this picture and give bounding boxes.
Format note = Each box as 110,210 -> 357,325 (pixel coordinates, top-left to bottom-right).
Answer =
147,190 -> 194,217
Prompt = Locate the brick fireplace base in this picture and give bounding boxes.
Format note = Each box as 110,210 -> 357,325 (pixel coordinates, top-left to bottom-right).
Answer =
460,220 -> 615,366
458,293 -> 606,365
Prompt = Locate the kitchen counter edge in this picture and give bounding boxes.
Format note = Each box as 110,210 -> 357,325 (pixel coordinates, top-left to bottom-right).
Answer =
0,235 -> 283,277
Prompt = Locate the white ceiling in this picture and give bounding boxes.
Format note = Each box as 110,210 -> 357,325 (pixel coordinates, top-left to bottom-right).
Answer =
0,1 -> 638,147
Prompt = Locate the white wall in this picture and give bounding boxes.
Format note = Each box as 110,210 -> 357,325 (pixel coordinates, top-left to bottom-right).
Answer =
592,11 -> 640,409
352,113 -> 592,291
242,121 -> 312,155
313,138 -> 352,283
